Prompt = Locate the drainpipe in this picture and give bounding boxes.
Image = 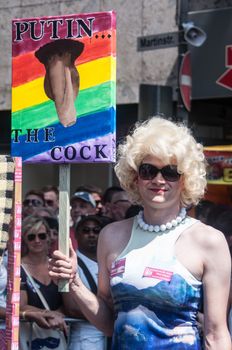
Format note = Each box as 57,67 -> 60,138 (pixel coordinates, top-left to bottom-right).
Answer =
176,0 -> 189,124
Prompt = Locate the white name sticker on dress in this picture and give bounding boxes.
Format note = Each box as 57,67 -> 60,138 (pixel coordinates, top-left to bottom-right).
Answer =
111,258 -> 126,277
143,267 -> 173,281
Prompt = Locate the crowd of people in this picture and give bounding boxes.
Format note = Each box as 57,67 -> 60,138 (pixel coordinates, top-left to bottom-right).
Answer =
1,180 -> 135,349
0,116 -> 232,349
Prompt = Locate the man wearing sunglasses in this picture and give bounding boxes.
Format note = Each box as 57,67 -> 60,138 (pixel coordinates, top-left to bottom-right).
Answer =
50,117 -> 231,350
41,185 -> 59,216
70,191 -> 97,251
22,190 -> 45,218
66,215 -> 106,350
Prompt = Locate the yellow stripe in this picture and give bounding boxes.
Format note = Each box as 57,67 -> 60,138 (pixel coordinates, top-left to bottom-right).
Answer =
204,145 -> 232,151
12,56 -> 116,112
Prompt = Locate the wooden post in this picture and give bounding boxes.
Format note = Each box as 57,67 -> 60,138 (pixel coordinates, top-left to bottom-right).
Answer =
58,164 -> 70,292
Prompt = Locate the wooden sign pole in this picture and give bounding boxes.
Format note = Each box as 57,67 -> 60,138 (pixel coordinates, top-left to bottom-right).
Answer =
58,164 -> 70,292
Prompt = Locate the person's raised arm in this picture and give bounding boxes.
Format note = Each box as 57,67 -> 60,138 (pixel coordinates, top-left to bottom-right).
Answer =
203,227 -> 232,350
50,230 -> 115,336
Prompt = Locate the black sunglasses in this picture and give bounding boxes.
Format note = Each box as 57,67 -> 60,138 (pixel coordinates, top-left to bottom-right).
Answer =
138,163 -> 181,182
23,199 -> 43,207
82,226 -> 101,234
27,232 -> 47,241
45,199 -> 54,206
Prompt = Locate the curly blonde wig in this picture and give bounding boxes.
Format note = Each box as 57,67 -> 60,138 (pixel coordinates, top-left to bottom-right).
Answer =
114,117 -> 207,207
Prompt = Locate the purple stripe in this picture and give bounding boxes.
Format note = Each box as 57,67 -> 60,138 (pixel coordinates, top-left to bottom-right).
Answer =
24,133 -> 116,164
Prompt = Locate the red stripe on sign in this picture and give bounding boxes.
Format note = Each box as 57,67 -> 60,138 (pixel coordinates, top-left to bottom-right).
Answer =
12,30 -> 116,87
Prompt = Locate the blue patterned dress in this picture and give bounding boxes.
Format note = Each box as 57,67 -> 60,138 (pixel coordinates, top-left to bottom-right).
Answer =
110,217 -> 202,349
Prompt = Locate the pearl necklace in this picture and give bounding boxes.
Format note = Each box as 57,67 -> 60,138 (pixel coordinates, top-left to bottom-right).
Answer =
137,208 -> 187,233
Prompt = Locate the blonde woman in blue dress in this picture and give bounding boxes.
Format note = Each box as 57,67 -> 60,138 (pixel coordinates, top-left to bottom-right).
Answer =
49,117 -> 231,350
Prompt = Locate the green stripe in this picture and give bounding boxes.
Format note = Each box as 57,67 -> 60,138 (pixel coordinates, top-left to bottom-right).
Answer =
12,81 -> 116,132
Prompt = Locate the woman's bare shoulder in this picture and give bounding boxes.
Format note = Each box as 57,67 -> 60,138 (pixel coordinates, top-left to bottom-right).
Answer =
100,217 -> 134,239
98,217 -> 134,254
97,217 -> 135,268
190,220 -> 228,250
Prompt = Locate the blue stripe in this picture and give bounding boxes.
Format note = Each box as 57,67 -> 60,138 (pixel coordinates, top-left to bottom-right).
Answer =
11,108 -> 116,161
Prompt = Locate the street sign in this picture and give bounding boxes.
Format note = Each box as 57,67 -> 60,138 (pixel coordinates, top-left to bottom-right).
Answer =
216,45 -> 232,91
137,31 -> 179,51
179,51 -> 191,112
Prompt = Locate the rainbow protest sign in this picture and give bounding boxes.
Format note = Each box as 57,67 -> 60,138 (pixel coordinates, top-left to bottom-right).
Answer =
11,12 -> 116,163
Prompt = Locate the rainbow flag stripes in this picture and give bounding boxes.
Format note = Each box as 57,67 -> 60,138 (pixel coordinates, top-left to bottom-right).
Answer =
11,12 -> 116,163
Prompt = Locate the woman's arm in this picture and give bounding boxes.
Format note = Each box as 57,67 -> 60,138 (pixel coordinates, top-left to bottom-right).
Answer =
202,228 -> 232,350
20,287 -> 67,332
20,289 -> 51,327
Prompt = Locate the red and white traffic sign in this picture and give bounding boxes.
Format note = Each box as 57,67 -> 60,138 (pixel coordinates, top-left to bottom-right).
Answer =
179,51 -> 191,112
216,45 -> 232,90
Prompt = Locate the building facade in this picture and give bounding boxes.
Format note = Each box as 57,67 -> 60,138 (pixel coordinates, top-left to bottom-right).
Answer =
1,0 -> 232,194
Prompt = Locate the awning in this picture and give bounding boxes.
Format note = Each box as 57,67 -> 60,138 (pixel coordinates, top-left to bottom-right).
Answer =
204,145 -> 232,185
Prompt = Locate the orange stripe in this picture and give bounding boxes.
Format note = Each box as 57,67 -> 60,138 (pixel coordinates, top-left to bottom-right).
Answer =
12,29 -> 116,87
